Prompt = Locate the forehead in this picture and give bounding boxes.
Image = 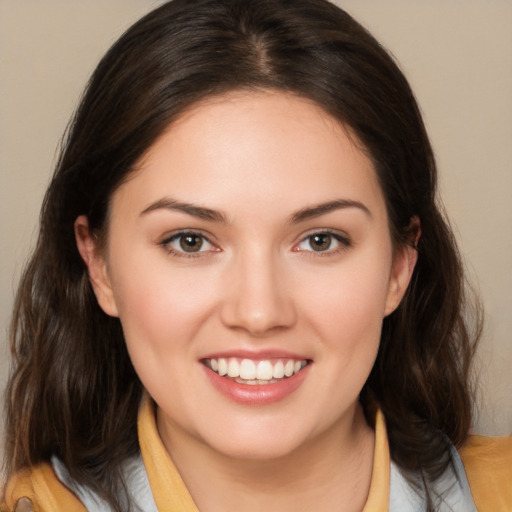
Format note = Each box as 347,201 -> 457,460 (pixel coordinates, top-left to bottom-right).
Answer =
113,90 -> 385,221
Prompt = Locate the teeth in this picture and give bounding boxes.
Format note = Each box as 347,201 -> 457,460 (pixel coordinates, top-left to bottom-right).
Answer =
206,357 -> 308,383
227,358 -> 239,378
218,358 -> 228,376
272,361 -> 285,379
256,360 -> 273,380
284,360 -> 295,377
240,359 -> 256,380
234,378 -> 280,385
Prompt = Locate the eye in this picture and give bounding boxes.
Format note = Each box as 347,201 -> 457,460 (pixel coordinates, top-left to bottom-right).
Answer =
295,231 -> 350,253
162,231 -> 216,255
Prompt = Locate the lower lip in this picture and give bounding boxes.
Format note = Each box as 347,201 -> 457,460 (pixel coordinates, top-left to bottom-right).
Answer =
203,364 -> 311,405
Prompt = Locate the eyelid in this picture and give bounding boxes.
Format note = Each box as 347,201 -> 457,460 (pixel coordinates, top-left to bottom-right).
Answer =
160,229 -> 220,257
293,228 -> 352,254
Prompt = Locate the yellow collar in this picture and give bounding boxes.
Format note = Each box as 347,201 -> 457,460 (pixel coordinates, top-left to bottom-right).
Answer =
137,397 -> 390,511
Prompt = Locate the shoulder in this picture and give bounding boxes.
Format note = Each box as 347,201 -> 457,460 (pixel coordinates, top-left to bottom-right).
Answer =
459,433 -> 512,512
1,463 -> 86,512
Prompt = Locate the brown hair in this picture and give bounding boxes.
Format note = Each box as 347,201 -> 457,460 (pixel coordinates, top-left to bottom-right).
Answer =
3,0 -> 481,510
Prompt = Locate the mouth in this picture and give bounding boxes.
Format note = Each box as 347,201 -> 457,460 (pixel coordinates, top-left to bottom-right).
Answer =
202,357 -> 310,385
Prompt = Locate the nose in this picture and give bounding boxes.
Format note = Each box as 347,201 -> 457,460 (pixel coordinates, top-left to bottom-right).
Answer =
219,249 -> 297,336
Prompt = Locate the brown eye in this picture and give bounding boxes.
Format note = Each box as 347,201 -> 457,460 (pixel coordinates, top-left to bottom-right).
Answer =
179,233 -> 204,252
295,231 -> 351,254
162,231 -> 215,255
309,233 -> 332,251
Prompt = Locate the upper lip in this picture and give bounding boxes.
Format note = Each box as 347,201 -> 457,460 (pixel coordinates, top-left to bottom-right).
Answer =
201,349 -> 311,361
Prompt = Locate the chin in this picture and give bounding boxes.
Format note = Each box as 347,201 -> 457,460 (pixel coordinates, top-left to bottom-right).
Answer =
212,439 -> 302,462
196,419 -> 314,462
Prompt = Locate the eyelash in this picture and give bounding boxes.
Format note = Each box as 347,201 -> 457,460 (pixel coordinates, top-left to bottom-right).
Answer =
160,230 -> 218,259
294,230 -> 352,257
159,229 -> 352,259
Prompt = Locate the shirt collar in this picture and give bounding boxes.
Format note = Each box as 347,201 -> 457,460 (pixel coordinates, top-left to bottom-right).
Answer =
138,396 -> 391,511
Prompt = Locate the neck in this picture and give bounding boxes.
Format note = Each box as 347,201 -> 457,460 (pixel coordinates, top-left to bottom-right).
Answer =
157,404 -> 375,512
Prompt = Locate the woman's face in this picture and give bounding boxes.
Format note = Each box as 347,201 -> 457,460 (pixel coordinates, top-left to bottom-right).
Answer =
78,91 -> 415,460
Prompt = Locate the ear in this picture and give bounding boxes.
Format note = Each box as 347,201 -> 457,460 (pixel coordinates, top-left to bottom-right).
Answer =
384,217 -> 421,316
74,215 -> 119,317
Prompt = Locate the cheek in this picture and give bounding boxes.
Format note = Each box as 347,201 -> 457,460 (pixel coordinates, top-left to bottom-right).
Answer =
303,255 -> 391,333
299,250 -> 392,376
108,263 -> 218,407
107,252 -> 218,356
312,284 -> 384,375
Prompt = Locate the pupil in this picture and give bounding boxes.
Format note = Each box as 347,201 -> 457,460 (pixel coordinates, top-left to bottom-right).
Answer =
180,234 -> 202,252
311,234 -> 330,251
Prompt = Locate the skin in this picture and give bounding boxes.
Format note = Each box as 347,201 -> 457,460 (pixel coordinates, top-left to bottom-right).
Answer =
76,90 -> 417,512
14,498 -> 33,512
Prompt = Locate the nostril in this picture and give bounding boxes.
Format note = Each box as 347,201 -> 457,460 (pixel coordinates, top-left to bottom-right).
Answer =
218,260 -> 297,334
219,298 -> 297,335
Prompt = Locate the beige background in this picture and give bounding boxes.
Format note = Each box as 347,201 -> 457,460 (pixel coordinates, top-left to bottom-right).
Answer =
1,0 -> 511,448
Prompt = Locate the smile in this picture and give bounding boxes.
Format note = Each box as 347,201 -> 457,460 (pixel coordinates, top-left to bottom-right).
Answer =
204,358 -> 309,385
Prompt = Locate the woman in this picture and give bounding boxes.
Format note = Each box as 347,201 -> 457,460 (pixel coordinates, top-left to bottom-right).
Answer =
2,0 -> 510,511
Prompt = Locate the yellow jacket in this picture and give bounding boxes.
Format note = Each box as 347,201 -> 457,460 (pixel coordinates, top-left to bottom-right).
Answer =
2,399 -> 511,512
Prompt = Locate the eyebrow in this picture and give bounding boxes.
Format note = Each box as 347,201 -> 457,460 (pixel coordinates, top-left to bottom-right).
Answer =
140,197 -> 371,224
290,199 -> 371,223
140,198 -> 228,223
